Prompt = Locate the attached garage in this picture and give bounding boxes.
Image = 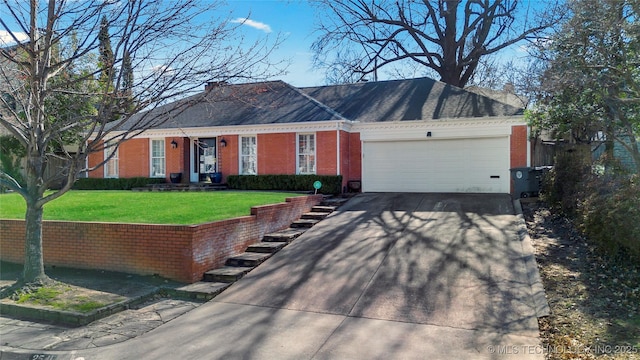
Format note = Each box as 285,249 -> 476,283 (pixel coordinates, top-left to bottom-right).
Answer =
356,119 -> 524,194
362,137 -> 509,193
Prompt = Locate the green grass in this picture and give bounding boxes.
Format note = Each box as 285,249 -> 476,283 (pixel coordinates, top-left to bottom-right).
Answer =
67,297 -> 110,313
16,286 -> 63,305
13,285 -> 115,313
0,190 -> 300,225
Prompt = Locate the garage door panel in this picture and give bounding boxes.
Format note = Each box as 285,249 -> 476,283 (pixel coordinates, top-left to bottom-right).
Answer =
362,137 -> 509,193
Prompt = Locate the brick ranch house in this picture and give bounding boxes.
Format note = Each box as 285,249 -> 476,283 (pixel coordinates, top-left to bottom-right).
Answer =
89,77 -> 529,194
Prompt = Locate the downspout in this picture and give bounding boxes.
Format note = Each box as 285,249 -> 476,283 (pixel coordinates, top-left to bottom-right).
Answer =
527,126 -> 531,167
336,122 -> 340,176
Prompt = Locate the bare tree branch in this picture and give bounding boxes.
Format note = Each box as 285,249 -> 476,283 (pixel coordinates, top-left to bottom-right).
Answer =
0,0 -> 285,283
312,0 -> 565,87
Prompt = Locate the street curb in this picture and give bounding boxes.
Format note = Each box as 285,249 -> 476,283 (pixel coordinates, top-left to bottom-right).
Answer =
514,199 -> 551,318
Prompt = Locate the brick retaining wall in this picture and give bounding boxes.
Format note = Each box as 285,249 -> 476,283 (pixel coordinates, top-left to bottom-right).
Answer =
0,195 -> 322,283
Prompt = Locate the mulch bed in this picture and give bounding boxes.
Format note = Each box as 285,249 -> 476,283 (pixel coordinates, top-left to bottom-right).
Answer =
522,200 -> 640,360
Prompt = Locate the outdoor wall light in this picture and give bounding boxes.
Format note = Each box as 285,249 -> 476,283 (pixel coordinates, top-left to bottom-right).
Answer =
220,138 -> 227,147
171,139 -> 178,149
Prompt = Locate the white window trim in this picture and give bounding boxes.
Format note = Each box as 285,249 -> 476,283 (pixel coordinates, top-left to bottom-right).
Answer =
104,142 -> 119,178
239,135 -> 258,175
149,138 -> 166,178
297,132 -> 316,175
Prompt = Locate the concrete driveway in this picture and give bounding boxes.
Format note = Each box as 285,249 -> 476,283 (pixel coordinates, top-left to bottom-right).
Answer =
62,193 -> 547,359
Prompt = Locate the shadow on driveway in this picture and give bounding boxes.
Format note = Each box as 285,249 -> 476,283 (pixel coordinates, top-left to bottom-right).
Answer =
60,193 -> 546,360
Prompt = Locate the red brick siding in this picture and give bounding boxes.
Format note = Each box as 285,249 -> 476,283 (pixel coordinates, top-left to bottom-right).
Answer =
317,131 -> 337,175
220,131 -> 342,177
510,125 -> 528,168
166,137 -> 188,182
338,130 -> 349,189
87,141 -> 104,178
0,195 -> 322,283
87,137 -> 187,181
88,130 -> 358,183
348,132 -> 362,181
219,135 -> 238,183
258,133 -> 296,174
119,138 -> 149,178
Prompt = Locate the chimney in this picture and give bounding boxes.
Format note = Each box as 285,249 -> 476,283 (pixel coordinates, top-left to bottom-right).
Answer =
503,82 -> 515,94
205,81 -> 228,91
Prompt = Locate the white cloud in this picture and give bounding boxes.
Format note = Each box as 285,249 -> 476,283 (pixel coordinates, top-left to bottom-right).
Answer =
230,18 -> 272,33
0,30 -> 29,46
518,38 -> 553,53
152,64 -> 176,78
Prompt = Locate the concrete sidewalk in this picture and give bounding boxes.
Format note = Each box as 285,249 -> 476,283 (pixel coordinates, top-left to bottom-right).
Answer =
1,193 -> 548,359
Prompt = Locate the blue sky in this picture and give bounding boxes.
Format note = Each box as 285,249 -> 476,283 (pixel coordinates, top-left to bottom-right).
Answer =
224,0 -> 325,87
193,0 -> 536,87
224,0 -> 540,87
0,0 -> 326,86
1,0 -> 538,88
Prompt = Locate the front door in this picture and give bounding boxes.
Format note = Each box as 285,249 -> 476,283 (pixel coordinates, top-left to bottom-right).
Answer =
192,138 -> 217,182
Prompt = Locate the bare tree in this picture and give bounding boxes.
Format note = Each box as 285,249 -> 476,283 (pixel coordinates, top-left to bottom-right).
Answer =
0,0 -> 282,285
312,0 -> 564,87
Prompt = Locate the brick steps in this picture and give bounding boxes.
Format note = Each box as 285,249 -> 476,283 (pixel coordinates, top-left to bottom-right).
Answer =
311,205 -> 337,213
301,212 -> 330,220
225,252 -> 272,267
173,282 -> 231,300
318,197 -> 350,207
290,219 -> 320,228
263,228 -> 307,242
198,196 -> 348,294
246,241 -> 287,253
203,266 -> 254,283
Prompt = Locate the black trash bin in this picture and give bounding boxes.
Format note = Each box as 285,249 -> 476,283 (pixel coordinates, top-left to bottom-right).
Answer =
210,172 -> 222,184
510,166 -> 551,198
170,172 -> 182,184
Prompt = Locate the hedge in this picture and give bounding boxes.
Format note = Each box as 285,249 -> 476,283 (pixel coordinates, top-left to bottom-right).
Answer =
543,146 -> 640,262
578,174 -> 640,261
73,177 -> 165,190
227,175 -> 342,194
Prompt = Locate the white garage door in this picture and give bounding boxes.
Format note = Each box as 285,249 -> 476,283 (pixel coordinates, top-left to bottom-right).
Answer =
362,137 -> 510,193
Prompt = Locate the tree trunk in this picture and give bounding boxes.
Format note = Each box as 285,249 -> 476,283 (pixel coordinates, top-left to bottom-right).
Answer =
22,145 -> 50,284
22,201 -> 49,284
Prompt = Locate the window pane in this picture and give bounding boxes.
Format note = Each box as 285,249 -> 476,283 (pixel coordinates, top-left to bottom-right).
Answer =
240,136 -> 257,175
152,158 -> 165,177
150,139 -> 165,177
298,134 -> 315,174
104,142 -> 118,178
105,159 -> 118,177
152,140 -> 164,157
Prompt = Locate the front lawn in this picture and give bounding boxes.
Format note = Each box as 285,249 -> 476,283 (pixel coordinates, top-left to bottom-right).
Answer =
0,191 -> 301,225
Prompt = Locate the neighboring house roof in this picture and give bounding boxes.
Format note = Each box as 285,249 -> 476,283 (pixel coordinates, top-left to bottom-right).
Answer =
465,84 -> 528,109
301,77 -> 524,122
117,77 -> 524,132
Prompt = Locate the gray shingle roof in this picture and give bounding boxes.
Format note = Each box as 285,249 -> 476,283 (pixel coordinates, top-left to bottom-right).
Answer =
300,77 -> 524,122
122,80 -> 344,131
119,77 -> 523,131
